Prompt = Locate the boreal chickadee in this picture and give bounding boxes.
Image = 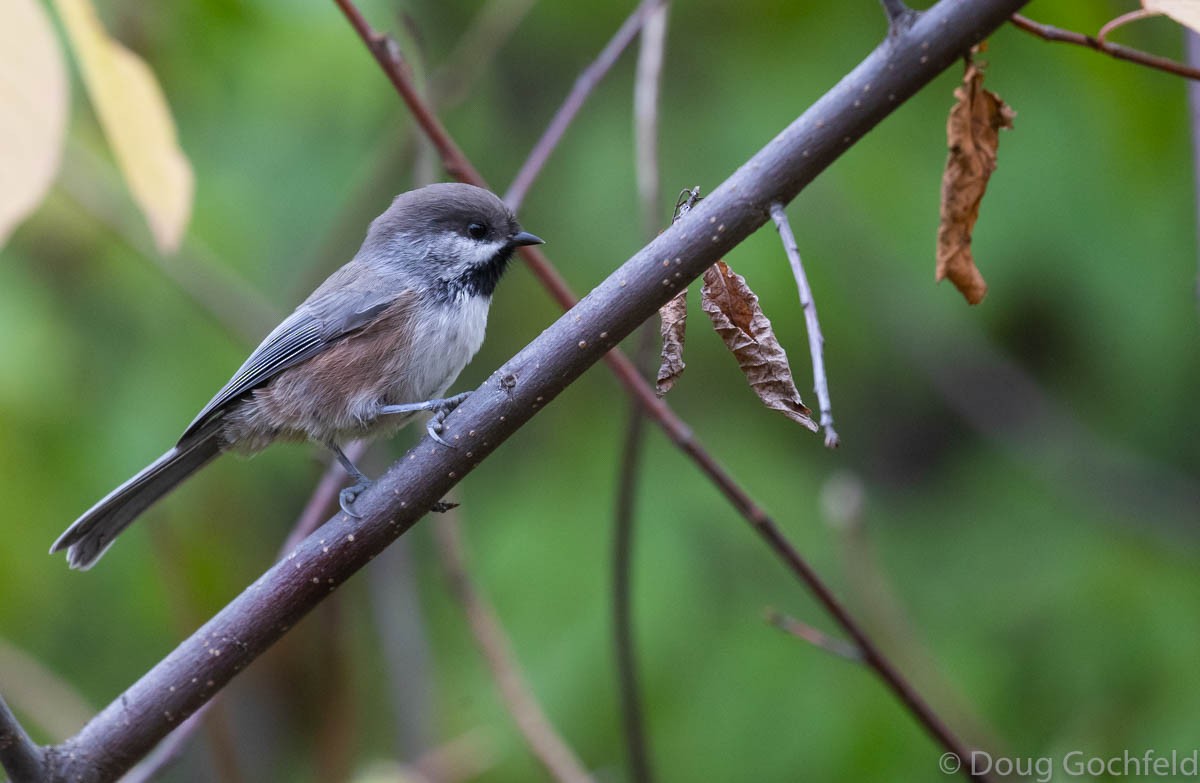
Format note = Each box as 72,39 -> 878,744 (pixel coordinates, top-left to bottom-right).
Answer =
53,182 -> 542,569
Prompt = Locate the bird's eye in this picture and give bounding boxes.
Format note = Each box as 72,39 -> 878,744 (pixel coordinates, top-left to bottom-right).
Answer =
467,222 -> 488,240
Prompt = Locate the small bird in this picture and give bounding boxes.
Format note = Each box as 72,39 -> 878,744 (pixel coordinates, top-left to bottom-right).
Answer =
52,183 -> 542,570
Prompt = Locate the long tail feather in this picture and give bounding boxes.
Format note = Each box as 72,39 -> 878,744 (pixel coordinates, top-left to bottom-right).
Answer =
51,434 -> 221,570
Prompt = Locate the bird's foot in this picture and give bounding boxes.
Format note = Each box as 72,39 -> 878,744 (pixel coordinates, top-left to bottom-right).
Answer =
339,477 -> 373,518
380,392 -> 471,448
430,500 -> 459,513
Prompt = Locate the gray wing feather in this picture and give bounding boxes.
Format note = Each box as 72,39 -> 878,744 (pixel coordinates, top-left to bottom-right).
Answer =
180,278 -> 399,442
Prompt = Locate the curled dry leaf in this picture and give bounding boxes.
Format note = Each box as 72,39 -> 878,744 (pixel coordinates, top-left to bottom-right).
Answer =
0,0 -> 69,246
936,57 -> 1014,305
655,288 -> 688,396
701,260 -> 817,431
53,0 -> 193,254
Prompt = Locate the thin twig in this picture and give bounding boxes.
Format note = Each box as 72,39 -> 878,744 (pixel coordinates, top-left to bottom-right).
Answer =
333,0 -> 485,185
764,609 -> 863,663
1010,13 -> 1200,81
880,0 -> 919,36
434,515 -> 594,783
612,5 -> 668,782
504,1 -> 653,210
1096,9 -> 1156,44
769,202 -> 839,448
0,695 -> 45,782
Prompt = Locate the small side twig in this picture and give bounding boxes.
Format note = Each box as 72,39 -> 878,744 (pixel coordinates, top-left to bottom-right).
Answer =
0,695 -> 45,783
504,0 -> 654,210
1010,13 -> 1200,81
881,0 -> 919,36
769,202 -> 839,448
764,609 -> 863,663
434,515 -> 594,783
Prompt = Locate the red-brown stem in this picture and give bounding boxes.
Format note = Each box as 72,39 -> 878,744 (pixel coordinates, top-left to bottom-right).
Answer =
1011,13 -> 1200,81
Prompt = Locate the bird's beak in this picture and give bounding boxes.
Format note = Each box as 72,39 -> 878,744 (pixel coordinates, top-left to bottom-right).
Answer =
510,231 -> 544,247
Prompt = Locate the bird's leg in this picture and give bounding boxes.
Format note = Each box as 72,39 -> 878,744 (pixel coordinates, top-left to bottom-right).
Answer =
379,392 -> 471,447
327,442 -> 372,517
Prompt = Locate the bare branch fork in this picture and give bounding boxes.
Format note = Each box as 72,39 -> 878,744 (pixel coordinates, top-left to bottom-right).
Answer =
0,1 -> 1031,779
770,203 -> 839,448
1010,13 -> 1200,81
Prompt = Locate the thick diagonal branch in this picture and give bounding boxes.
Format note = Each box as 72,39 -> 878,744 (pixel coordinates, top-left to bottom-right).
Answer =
28,2 -> 1028,780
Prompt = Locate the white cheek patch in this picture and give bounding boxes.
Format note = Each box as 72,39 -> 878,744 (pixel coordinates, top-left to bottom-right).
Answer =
444,234 -> 506,274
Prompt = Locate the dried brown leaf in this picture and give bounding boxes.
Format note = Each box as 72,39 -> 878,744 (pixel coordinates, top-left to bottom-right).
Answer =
655,288 -> 688,396
936,57 -> 1014,305
701,261 -> 817,431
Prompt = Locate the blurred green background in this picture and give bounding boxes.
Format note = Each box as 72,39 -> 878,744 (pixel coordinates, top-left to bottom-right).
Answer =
3,0 -> 1199,780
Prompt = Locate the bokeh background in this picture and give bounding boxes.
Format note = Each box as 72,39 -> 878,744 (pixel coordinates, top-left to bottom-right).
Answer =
3,0 -> 1198,780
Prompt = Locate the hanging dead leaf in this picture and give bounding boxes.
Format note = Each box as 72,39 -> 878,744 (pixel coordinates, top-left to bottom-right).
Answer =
655,288 -> 688,396
1143,0 -> 1200,32
53,0 -> 193,253
701,260 -> 817,431
936,57 -> 1014,305
0,0 -> 69,246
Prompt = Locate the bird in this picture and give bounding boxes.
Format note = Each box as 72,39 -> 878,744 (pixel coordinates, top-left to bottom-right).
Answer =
51,182 -> 542,570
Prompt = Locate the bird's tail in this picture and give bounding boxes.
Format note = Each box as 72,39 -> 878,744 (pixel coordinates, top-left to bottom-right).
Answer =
51,433 -> 222,570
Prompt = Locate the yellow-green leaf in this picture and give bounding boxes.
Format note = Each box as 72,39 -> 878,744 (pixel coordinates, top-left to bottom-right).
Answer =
0,0 -> 69,246
1143,0 -> 1200,33
53,0 -> 192,253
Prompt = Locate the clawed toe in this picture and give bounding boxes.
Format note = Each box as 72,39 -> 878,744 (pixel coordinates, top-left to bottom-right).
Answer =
339,480 -> 372,518
430,500 -> 459,513
426,418 -> 452,447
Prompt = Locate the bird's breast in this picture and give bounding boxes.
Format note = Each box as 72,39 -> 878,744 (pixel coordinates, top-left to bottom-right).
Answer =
393,293 -> 491,403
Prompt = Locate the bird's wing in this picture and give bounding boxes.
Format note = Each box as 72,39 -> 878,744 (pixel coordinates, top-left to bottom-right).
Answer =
179,279 -> 411,442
